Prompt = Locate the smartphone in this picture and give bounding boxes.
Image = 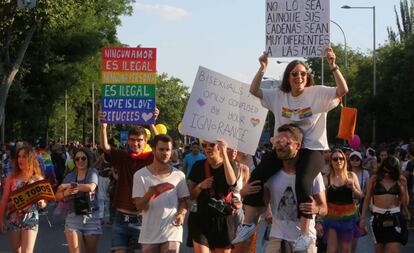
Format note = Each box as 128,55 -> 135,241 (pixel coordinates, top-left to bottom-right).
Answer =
70,182 -> 78,188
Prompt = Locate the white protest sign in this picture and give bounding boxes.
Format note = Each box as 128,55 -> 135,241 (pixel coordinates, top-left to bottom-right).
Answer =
266,0 -> 330,57
181,66 -> 268,155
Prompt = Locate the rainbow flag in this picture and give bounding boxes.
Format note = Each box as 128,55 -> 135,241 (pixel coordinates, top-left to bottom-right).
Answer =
281,107 -> 293,118
298,107 -> 312,119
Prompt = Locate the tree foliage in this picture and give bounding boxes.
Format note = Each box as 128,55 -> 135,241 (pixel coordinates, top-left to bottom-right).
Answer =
307,36 -> 414,146
2,0 -> 134,143
388,0 -> 414,42
155,73 -> 190,139
307,45 -> 374,145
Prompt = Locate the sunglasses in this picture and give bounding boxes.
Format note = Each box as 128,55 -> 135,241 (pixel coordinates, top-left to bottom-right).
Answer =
350,157 -> 361,161
74,156 -> 87,162
290,71 -> 307,78
332,157 -> 345,162
201,143 -> 216,148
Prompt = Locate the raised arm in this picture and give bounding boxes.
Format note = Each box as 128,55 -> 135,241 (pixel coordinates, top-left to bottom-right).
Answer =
99,111 -> 111,154
148,107 -> 160,138
326,46 -> 349,98
217,139 -> 236,186
250,53 -> 268,99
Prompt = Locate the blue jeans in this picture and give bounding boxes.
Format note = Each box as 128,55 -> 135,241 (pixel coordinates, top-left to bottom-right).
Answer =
111,210 -> 142,251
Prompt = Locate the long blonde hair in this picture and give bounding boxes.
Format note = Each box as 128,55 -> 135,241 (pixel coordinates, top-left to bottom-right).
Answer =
328,149 -> 349,180
12,146 -> 43,180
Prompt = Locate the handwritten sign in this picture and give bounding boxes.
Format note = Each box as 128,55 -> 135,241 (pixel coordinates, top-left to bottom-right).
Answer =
265,0 -> 330,57
181,66 -> 268,155
10,180 -> 55,211
101,47 -> 157,124
101,84 -> 156,98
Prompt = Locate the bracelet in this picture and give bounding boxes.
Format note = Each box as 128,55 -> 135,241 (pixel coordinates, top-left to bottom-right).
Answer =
331,66 -> 339,72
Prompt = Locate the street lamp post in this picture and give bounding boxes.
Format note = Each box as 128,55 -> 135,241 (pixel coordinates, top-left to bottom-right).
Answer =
330,20 -> 348,106
342,5 -> 376,144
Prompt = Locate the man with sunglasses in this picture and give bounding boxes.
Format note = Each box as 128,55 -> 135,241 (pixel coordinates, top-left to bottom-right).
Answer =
262,124 -> 327,253
186,139 -> 237,252
233,46 -> 348,252
99,109 -> 159,253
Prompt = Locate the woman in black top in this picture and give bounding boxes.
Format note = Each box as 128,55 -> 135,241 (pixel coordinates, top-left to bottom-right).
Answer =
187,139 -> 236,253
360,157 -> 409,253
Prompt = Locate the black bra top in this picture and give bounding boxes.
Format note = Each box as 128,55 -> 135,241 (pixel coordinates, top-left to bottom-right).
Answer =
373,181 -> 400,196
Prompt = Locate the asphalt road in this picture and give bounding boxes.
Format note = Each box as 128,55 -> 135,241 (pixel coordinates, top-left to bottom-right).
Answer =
1,207 -> 414,252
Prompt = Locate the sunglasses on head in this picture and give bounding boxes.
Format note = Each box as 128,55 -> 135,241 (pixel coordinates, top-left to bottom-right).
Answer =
201,143 -> 216,148
332,156 -> 345,162
290,71 -> 307,78
75,156 -> 87,162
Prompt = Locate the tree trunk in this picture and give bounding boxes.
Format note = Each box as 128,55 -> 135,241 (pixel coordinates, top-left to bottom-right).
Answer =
0,68 -> 18,124
0,23 -> 37,128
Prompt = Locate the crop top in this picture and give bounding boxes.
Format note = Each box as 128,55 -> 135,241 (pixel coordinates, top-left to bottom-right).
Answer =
373,181 -> 400,196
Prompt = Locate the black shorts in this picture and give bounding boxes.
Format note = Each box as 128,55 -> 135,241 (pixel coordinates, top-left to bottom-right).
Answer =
187,212 -> 234,249
371,212 -> 408,245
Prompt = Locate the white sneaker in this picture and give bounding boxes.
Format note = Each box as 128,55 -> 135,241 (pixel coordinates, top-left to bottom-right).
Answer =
293,234 -> 311,252
231,223 -> 256,244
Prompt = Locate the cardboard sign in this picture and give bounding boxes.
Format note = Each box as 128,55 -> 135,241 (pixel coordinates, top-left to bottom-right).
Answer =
181,66 -> 268,155
101,47 -> 157,125
101,84 -> 156,98
265,0 -> 330,57
10,180 -> 55,211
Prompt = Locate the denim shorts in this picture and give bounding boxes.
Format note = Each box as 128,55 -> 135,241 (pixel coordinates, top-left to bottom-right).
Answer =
65,212 -> 102,235
111,210 -> 142,251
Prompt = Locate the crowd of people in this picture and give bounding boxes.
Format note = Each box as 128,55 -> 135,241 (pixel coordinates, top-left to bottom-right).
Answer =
0,47 -> 413,253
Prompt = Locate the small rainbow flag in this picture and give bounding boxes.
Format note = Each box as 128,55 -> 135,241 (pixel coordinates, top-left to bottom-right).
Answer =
281,107 -> 293,118
298,107 -> 312,119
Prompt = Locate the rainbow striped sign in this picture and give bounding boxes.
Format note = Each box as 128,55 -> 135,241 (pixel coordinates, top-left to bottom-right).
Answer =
101,47 -> 157,124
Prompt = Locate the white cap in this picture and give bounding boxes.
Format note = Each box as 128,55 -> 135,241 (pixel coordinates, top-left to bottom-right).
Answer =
350,151 -> 362,160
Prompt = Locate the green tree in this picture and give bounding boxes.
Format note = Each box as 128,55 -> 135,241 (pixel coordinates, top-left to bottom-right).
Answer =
1,0 -> 81,127
2,0 -> 133,142
388,0 -> 414,42
307,45 -> 373,144
155,73 -> 190,139
375,36 -> 414,141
